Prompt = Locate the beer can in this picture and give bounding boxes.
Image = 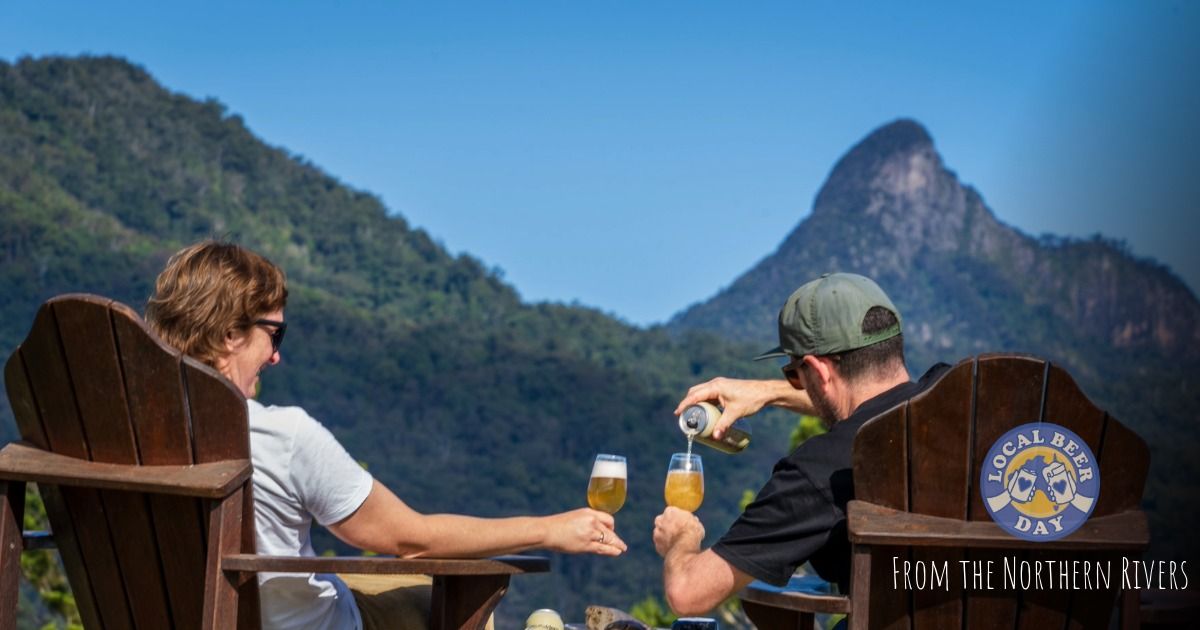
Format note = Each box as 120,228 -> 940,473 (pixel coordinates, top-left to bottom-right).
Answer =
526,608 -> 565,630
679,402 -> 751,453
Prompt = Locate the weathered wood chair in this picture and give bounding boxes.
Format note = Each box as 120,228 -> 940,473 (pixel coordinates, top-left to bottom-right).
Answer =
739,353 -> 1150,630
0,294 -> 549,629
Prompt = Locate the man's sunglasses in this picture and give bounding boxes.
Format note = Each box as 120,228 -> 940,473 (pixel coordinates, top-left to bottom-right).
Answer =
255,319 -> 287,352
781,354 -> 840,387
781,358 -> 804,387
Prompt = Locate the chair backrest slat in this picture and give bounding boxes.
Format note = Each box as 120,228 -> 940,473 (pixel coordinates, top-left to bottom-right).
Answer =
112,303 -> 195,466
55,298 -> 140,463
19,305 -> 90,459
853,405 -> 908,509
184,362 -> 250,463
1093,418 -> 1149,516
908,359 -> 975,519
907,360 -> 976,629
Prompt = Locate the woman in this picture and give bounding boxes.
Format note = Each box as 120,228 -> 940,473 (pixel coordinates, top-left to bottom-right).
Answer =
146,240 -> 626,630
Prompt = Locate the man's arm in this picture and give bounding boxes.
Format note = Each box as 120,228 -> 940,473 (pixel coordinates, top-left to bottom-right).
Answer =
329,480 -> 628,558
654,507 -> 755,615
675,377 -> 815,438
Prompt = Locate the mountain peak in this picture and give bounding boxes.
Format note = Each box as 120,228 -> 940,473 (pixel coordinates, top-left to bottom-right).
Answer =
811,118 -> 945,221
848,118 -> 934,159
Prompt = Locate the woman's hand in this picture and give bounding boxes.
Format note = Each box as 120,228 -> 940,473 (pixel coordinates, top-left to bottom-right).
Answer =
542,508 -> 627,556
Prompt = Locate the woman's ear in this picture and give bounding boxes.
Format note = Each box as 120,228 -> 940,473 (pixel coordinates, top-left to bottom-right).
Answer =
224,328 -> 247,353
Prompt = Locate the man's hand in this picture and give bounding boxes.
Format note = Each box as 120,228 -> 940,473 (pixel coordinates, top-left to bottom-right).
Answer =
653,507 -> 705,558
675,377 -> 810,438
543,508 -> 627,556
654,508 -> 752,615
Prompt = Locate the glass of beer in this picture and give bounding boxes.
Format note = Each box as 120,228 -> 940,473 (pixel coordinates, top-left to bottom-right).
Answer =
665,453 -> 704,512
587,454 -> 627,514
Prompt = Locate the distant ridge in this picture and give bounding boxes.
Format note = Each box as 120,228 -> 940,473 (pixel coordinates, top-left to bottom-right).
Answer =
672,118 -> 1200,365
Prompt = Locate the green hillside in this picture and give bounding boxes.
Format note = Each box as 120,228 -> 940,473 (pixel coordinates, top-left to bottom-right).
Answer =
0,55 -> 800,626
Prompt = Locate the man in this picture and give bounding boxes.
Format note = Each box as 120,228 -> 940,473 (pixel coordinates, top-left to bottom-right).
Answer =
653,272 -> 949,615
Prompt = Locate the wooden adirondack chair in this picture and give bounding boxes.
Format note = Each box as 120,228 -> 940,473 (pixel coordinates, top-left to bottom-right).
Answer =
0,294 -> 549,629
739,353 -> 1150,630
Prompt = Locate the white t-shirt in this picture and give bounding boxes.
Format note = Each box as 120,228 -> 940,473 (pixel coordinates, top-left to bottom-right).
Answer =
248,399 -> 375,630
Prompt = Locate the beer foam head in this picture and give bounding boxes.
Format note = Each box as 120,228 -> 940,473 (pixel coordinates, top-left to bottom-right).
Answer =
591,457 -> 627,479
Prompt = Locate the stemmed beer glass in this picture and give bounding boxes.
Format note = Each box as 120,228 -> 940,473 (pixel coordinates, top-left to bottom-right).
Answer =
587,454 -> 627,514
664,453 -> 704,512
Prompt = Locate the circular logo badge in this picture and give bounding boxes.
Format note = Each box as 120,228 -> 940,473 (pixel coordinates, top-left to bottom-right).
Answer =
980,422 -> 1100,541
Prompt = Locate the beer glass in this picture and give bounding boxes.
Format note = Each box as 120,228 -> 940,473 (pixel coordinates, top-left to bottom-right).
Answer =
665,453 -> 704,512
587,454 -> 627,514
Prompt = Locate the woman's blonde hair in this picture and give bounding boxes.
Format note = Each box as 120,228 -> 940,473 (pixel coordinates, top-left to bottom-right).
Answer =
146,240 -> 288,369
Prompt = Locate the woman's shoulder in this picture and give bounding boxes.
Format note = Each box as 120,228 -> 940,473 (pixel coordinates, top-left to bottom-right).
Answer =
247,399 -> 325,434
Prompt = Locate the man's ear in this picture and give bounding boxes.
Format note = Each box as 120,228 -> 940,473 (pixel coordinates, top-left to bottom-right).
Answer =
803,355 -> 835,388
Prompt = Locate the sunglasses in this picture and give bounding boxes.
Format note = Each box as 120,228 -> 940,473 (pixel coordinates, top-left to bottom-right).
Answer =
781,358 -> 804,387
782,354 -> 841,387
255,319 -> 287,352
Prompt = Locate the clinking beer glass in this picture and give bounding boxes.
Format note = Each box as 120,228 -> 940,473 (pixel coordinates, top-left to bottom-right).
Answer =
665,453 -> 704,512
587,454 -> 627,514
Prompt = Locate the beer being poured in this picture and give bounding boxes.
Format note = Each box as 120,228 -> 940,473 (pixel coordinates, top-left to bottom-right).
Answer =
679,402 -> 751,454
665,453 -> 704,512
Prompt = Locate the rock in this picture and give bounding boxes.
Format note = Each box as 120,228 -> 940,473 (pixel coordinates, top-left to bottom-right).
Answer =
584,605 -> 639,630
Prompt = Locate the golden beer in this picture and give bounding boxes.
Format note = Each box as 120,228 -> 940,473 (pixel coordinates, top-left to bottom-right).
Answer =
664,470 -> 704,512
588,455 -> 627,514
587,477 -> 627,514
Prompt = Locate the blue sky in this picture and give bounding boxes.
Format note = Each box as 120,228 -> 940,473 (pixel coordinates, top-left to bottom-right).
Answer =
3,2 -> 1197,325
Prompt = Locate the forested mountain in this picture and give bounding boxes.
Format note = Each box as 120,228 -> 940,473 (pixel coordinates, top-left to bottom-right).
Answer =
672,119 -> 1200,564
0,55 -> 797,625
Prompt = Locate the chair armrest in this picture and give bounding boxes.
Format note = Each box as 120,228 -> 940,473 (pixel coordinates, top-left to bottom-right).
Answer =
847,500 -> 1149,551
0,442 -> 251,499
221,554 -> 550,576
739,581 -> 851,615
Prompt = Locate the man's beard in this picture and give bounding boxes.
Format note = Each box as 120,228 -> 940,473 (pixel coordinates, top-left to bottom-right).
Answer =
809,385 -> 841,429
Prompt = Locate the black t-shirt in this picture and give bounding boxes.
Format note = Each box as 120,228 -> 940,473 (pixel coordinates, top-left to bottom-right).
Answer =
711,363 -> 950,591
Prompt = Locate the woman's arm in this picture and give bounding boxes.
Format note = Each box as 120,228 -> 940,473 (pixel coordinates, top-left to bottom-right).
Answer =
327,480 -> 627,558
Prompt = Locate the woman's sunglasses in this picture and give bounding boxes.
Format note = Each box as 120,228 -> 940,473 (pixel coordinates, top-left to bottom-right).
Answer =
255,319 -> 287,352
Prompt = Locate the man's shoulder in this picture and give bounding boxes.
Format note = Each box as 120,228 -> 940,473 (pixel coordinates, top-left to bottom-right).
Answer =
780,425 -> 855,484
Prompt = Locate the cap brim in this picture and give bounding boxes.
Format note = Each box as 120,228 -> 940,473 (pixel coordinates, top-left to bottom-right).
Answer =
752,346 -> 787,361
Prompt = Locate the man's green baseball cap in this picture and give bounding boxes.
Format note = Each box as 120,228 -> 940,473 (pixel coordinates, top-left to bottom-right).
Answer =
754,272 -> 902,360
